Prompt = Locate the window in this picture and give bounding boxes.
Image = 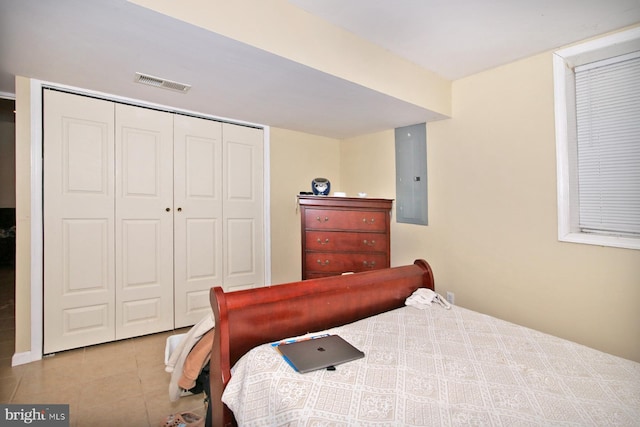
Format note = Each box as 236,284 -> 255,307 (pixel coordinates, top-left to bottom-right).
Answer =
553,27 -> 640,250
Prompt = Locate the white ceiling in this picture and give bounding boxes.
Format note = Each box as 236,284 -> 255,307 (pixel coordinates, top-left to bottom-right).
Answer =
290,0 -> 640,80
1,0 -> 639,138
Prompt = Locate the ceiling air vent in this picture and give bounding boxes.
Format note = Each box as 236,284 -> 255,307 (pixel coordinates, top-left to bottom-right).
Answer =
134,72 -> 191,93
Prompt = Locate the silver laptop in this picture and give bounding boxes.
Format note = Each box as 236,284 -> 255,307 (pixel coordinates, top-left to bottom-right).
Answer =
276,335 -> 365,373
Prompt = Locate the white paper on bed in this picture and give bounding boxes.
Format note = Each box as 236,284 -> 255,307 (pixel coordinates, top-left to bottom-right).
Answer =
222,305 -> 640,426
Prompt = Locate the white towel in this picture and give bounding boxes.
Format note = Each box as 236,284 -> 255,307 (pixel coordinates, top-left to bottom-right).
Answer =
166,313 -> 215,401
405,288 -> 451,310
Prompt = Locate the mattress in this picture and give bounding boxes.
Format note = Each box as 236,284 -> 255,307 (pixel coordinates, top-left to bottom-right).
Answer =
222,304 -> 640,426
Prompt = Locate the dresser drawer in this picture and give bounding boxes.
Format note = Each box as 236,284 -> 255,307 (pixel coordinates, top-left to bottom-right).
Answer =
305,252 -> 388,274
304,209 -> 387,232
305,231 -> 388,253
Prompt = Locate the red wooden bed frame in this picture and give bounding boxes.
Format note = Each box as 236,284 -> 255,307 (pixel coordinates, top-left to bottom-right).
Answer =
208,259 -> 435,426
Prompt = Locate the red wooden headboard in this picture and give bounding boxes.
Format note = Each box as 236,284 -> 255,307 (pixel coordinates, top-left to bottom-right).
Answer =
208,259 -> 434,426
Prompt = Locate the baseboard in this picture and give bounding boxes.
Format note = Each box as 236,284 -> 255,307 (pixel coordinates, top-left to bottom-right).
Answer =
11,351 -> 41,366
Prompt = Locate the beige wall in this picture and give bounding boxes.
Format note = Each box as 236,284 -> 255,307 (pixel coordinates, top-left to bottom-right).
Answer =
339,130 -> 395,200
341,52 -> 640,362
14,77 -> 31,354
269,128 -> 341,284
434,52 -> 640,362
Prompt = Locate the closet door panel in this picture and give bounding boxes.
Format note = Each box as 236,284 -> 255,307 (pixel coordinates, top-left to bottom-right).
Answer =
174,115 -> 222,327
115,104 -> 174,339
222,124 -> 264,291
226,218 -> 255,275
43,90 -> 116,353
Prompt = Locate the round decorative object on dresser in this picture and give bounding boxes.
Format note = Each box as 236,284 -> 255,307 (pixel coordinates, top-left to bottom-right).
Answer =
311,178 -> 331,195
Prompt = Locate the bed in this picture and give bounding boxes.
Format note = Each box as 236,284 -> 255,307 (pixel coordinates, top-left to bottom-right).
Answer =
208,260 -> 640,426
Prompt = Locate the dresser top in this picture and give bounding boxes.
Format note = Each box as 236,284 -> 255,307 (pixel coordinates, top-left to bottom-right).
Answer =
298,195 -> 393,210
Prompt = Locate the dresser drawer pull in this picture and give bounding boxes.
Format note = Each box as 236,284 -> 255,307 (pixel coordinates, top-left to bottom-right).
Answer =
317,238 -> 330,245
363,239 -> 376,247
316,259 -> 330,266
362,218 -> 375,224
363,261 -> 376,268
316,216 -> 329,222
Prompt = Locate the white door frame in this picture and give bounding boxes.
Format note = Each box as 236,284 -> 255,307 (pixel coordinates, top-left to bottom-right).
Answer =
22,78 -> 271,363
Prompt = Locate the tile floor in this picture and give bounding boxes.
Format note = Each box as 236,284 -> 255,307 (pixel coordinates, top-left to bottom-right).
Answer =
0,267 -> 208,426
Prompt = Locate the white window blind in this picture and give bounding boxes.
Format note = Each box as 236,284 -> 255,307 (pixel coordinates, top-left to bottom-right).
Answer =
575,51 -> 640,237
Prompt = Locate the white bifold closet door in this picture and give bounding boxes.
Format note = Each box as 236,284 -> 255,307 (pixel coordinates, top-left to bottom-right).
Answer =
222,124 -> 265,292
173,115 -> 223,328
43,89 -> 264,353
114,104 -> 174,339
43,90 -> 116,354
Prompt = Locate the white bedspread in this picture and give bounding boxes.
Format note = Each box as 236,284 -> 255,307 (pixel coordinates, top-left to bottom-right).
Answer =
222,305 -> 640,426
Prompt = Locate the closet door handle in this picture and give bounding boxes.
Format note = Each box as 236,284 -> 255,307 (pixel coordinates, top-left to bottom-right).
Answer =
177,207 -> 182,212
165,207 -> 171,212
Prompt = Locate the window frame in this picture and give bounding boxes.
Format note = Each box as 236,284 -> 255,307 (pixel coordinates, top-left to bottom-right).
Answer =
553,26 -> 640,250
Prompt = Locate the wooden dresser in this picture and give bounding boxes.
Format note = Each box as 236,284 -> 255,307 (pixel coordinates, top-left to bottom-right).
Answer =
298,195 -> 393,279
